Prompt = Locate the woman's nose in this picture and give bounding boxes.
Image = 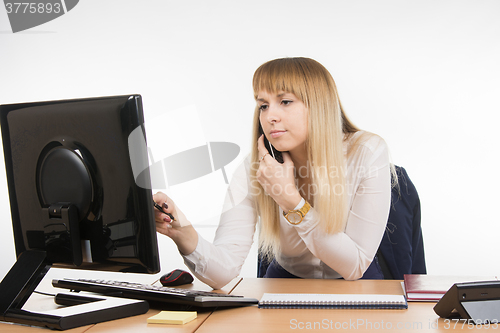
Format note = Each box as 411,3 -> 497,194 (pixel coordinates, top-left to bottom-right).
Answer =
264,104 -> 280,123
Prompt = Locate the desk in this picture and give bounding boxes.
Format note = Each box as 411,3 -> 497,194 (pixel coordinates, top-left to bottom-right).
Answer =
0,271 -> 240,333
198,278 -> 495,333
83,278 -> 241,333
3,278 -> 497,332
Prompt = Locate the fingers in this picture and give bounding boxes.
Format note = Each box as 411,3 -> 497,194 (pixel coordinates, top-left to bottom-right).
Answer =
256,146 -> 297,201
153,191 -> 192,231
257,134 -> 277,164
156,220 -> 172,234
153,191 -> 168,207
257,135 -> 268,160
153,191 -> 174,223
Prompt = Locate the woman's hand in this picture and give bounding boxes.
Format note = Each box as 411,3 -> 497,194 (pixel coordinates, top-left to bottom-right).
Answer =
153,191 -> 198,255
256,135 -> 302,212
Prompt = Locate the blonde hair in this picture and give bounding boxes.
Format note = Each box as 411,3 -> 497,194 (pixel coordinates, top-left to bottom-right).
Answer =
250,57 -> 360,261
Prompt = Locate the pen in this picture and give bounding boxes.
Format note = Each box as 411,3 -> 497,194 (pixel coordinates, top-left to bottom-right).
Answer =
153,202 -> 176,221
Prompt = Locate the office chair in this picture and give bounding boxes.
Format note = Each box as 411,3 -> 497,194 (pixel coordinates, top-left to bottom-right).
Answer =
257,165 -> 426,279
376,165 -> 426,279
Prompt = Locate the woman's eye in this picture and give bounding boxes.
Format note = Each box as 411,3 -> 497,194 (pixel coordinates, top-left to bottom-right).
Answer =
259,104 -> 268,111
282,100 -> 293,106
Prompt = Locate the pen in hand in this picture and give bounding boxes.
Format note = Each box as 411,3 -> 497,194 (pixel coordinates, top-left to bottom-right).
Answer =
154,202 -> 176,222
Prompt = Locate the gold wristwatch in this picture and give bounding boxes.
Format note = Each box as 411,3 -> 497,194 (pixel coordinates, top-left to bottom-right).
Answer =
283,201 -> 311,225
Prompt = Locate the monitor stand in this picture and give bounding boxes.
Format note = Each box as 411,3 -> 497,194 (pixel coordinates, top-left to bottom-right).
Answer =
0,250 -> 149,330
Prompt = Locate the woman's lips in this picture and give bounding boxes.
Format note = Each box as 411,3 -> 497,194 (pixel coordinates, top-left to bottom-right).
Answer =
270,130 -> 286,139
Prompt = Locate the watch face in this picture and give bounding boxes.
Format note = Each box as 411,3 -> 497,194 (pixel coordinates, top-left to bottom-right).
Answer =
288,212 -> 302,224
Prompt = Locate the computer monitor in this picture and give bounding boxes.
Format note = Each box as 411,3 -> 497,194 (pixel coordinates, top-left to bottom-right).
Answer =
0,95 -> 160,329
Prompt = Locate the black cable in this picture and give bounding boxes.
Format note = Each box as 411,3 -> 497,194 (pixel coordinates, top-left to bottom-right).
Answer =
33,290 -> 56,297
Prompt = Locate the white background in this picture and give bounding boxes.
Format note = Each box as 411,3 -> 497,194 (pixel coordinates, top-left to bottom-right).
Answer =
1,0 -> 499,285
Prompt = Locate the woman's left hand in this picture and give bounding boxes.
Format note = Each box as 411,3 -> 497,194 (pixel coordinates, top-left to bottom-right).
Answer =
256,135 -> 302,212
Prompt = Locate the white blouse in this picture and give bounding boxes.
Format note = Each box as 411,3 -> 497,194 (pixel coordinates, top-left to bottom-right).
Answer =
182,131 -> 391,289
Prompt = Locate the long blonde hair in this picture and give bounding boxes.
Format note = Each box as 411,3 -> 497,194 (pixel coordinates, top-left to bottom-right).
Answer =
250,57 -> 360,260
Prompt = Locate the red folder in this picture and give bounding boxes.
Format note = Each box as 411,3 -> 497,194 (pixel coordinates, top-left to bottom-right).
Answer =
403,275 -> 498,302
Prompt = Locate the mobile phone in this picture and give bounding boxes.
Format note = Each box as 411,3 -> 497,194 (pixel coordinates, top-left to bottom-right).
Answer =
259,124 -> 284,164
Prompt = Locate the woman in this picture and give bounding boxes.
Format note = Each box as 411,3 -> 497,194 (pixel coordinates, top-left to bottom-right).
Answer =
155,57 -> 391,289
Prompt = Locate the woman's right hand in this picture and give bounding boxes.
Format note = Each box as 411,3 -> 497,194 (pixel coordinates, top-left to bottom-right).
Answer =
153,191 -> 198,255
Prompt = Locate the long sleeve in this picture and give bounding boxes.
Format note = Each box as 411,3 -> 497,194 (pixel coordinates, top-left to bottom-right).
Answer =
182,133 -> 392,287
182,158 -> 257,289
278,134 -> 391,280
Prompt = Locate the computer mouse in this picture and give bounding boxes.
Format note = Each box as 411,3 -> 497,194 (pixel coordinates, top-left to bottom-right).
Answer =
160,269 -> 194,286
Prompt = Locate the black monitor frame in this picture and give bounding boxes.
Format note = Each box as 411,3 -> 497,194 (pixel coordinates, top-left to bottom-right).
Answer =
0,95 -> 160,329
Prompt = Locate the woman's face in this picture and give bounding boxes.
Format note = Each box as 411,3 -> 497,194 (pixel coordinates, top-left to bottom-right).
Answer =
257,90 -> 308,155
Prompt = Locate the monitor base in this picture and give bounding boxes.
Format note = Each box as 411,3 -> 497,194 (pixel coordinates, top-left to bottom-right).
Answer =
0,250 -> 148,330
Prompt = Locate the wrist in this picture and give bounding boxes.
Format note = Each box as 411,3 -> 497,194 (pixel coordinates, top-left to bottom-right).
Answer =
283,199 -> 311,225
279,192 -> 303,212
173,225 -> 198,255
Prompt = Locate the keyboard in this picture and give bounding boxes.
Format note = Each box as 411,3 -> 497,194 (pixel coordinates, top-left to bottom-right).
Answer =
52,278 -> 259,308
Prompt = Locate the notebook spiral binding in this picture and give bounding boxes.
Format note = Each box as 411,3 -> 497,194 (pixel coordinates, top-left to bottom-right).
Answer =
258,293 -> 408,310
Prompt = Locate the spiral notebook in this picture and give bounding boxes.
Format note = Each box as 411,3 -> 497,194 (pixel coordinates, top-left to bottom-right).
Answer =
258,293 -> 408,309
